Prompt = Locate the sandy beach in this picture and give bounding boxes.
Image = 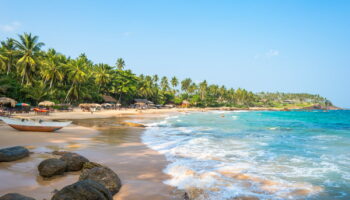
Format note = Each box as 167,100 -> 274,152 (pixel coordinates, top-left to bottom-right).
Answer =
0,109 -> 186,200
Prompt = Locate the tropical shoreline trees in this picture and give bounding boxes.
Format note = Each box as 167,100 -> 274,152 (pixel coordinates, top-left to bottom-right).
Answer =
0,33 -> 333,107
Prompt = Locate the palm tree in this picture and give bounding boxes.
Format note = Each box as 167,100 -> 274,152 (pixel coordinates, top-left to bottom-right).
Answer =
181,78 -> 192,94
94,63 -> 111,93
138,76 -> 155,99
199,80 -> 208,100
160,76 -> 170,91
41,49 -> 64,89
14,33 -> 44,84
64,57 -> 89,102
110,69 -> 138,103
116,58 -> 125,70
171,76 -> 178,86
0,38 -> 17,74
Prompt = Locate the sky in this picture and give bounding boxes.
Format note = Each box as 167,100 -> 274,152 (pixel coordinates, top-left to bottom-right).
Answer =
1,0 -> 349,107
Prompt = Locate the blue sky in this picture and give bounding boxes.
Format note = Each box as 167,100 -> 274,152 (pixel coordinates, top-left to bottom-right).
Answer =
1,0 -> 349,107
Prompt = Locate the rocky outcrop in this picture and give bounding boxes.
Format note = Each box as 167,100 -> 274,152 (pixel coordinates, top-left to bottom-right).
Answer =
60,153 -> 89,171
0,146 -> 29,162
302,104 -> 342,110
38,158 -> 67,178
79,166 -> 122,195
51,180 -> 112,200
0,193 -> 35,200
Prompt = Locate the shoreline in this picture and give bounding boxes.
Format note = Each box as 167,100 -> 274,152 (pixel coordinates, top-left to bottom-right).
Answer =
0,110 -> 184,199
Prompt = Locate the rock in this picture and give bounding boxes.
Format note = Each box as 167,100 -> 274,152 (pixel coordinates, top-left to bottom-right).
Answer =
0,193 -> 35,200
0,146 -> 29,162
120,121 -> 146,127
79,166 -> 122,195
82,162 -> 103,170
51,180 -> 112,200
60,153 -> 89,171
52,151 -> 70,156
38,158 -> 67,178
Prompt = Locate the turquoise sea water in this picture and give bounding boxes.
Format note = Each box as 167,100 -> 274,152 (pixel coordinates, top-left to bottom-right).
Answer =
142,110 -> 350,200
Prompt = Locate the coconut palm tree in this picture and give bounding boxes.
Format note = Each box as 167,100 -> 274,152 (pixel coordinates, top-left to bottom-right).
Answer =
94,63 -> 111,93
138,76 -> 155,99
41,49 -> 64,89
199,80 -> 208,101
14,33 -> 44,84
181,78 -> 192,94
160,76 -> 170,91
64,57 -> 89,102
0,38 -> 17,74
116,58 -> 125,70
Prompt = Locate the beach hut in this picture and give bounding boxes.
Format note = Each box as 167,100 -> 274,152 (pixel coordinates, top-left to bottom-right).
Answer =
102,95 -> 119,109
134,99 -> 154,109
38,101 -> 55,107
102,95 -> 117,103
0,97 -> 17,107
181,100 -> 190,108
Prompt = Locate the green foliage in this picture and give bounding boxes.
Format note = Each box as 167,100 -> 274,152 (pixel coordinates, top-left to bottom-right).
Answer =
0,33 -> 333,107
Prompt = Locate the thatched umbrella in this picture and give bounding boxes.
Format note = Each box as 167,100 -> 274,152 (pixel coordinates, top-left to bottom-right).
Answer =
38,101 -> 55,107
0,97 -> 17,107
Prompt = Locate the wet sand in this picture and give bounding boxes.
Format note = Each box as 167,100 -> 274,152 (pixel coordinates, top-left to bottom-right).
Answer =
0,114 -> 182,199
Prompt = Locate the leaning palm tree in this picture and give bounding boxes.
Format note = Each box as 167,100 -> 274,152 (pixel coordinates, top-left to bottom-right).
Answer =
14,33 -> 44,84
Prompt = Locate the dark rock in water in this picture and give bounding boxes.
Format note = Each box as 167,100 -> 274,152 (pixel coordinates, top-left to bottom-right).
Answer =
51,180 -> 112,200
82,162 -> 102,170
0,146 -> 29,162
0,193 -> 35,200
38,158 -> 67,178
79,166 -> 122,195
60,153 -> 89,171
51,151 -> 70,156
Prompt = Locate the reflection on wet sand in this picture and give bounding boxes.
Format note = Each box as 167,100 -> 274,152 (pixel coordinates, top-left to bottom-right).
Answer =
0,116 -> 182,200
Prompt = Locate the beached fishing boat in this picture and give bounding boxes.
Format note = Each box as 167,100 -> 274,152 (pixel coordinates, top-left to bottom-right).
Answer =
0,117 -> 71,132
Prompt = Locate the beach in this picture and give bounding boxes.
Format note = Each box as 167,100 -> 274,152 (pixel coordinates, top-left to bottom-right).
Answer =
0,109 -> 186,200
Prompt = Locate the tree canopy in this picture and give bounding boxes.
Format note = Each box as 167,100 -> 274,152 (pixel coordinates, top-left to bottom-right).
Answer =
0,33 -> 332,107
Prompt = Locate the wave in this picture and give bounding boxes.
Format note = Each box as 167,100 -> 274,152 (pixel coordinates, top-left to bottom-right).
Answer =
141,111 -> 350,200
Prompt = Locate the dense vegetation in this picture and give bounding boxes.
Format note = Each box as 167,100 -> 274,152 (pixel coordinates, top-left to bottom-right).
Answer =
0,33 -> 333,108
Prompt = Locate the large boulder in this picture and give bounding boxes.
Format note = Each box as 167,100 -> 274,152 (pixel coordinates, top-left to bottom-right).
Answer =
51,180 -> 112,200
79,166 -> 122,195
0,146 -> 29,162
38,158 -> 67,178
0,193 -> 35,200
60,153 -> 89,171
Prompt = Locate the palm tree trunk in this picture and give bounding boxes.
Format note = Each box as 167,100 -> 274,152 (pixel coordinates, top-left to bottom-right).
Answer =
6,63 -> 11,75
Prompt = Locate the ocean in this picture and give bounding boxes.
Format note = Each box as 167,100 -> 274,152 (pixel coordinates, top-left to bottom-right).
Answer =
142,110 -> 350,200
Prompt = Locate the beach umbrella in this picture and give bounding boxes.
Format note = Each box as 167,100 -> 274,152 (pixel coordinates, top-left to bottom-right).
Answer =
0,97 -> 17,107
16,103 -> 30,106
38,101 -> 55,106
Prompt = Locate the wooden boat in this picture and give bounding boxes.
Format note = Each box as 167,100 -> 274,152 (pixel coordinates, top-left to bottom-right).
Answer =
0,117 -> 71,132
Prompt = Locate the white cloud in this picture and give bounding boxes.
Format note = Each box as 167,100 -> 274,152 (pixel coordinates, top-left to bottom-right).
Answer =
0,21 -> 21,32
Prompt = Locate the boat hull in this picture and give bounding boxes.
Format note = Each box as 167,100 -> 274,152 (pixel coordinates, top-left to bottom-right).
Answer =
8,124 -> 64,132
